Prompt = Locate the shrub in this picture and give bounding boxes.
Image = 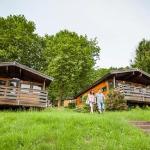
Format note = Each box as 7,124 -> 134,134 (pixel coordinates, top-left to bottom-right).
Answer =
68,103 -> 76,109
74,103 -> 98,113
144,105 -> 150,110
73,104 -> 89,113
82,104 -> 90,112
105,90 -> 128,111
81,94 -> 88,103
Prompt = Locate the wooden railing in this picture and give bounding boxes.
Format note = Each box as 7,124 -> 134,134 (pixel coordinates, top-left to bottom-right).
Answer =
116,84 -> 150,103
0,86 -> 48,107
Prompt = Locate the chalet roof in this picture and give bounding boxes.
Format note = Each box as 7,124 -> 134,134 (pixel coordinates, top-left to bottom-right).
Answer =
74,68 -> 150,98
0,62 -> 53,85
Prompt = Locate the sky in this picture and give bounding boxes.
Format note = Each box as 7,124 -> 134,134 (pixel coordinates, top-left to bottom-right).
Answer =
0,0 -> 150,68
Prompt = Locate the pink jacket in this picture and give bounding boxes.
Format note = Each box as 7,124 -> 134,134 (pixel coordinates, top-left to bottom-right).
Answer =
88,94 -> 95,103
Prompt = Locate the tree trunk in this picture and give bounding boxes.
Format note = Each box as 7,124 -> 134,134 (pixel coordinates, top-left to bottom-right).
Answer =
58,88 -> 64,107
58,99 -> 61,107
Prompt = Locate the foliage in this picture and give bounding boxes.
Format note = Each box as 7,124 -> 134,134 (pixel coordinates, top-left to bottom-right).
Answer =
105,90 -> 128,110
109,66 -> 131,71
0,109 -> 150,150
131,39 -> 150,73
44,30 -> 101,100
91,68 -> 110,82
83,103 -> 98,112
81,94 -> 88,103
74,104 -> 90,113
0,15 -> 45,70
68,102 -> 76,109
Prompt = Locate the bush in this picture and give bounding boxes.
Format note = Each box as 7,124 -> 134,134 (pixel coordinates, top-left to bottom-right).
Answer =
105,90 -> 128,111
68,103 -> 76,109
82,104 -> 90,112
144,105 -> 150,110
81,94 -> 88,103
74,103 -> 98,113
73,104 -> 89,113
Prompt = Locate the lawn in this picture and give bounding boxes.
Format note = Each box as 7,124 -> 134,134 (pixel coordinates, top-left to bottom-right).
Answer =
0,108 -> 150,150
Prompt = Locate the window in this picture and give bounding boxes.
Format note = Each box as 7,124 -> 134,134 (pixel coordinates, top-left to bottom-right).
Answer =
8,80 -> 18,97
9,81 -> 17,87
108,81 -> 114,89
21,83 -> 30,93
33,85 -> 42,91
21,83 -> 30,89
33,85 -> 42,94
0,80 -> 6,86
102,86 -> 107,92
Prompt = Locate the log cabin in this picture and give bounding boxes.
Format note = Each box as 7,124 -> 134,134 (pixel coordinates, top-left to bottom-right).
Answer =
0,62 -> 53,108
75,69 -> 150,107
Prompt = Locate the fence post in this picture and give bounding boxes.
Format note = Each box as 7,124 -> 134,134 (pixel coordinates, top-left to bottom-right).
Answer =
46,92 -> 48,107
17,88 -> 20,105
142,89 -> 145,101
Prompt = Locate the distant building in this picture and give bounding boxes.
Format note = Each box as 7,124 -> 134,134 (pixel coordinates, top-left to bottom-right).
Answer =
74,69 -> 150,106
0,62 -> 53,108
53,98 -> 75,107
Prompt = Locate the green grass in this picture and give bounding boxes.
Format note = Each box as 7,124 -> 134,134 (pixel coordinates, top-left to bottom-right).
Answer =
0,108 -> 150,150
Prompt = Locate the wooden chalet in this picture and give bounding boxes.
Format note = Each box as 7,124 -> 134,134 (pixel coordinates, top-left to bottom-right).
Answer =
0,62 -> 53,108
75,69 -> 150,106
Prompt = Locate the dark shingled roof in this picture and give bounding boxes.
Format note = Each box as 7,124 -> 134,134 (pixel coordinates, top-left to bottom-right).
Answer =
0,61 -> 53,85
74,68 -> 150,98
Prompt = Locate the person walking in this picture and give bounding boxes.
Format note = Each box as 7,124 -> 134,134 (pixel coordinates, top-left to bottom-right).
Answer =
95,89 -> 105,113
88,90 -> 95,113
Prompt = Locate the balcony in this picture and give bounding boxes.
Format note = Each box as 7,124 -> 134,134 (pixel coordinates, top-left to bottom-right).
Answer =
0,86 -> 48,107
116,83 -> 150,104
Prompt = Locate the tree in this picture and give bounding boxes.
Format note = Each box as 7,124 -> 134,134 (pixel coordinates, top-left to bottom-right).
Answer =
0,15 -> 45,70
44,30 -> 100,104
131,39 -> 150,73
91,68 -> 110,82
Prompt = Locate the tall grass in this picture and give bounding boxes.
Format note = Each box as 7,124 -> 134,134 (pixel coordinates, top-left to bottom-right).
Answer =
0,108 -> 149,150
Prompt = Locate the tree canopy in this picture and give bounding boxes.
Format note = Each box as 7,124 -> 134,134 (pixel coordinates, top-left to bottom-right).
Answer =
131,39 -> 150,73
44,30 -> 101,100
0,15 -> 45,70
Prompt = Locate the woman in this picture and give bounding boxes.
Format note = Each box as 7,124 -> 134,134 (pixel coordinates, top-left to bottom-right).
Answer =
88,90 -> 95,113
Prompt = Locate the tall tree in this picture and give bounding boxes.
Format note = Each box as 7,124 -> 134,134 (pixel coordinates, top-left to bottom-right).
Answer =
131,39 -> 150,73
91,68 -> 110,82
0,15 -> 45,70
44,30 -> 100,103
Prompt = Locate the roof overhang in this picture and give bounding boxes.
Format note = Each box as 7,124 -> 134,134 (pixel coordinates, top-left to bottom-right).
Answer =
0,62 -> 53,86
111,69 -> 150,85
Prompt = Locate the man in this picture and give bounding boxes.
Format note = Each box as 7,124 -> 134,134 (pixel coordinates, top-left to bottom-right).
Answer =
95,89 -> 105,113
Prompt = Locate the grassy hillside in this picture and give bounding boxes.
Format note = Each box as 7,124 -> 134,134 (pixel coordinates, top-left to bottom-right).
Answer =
0,108 -> 150,150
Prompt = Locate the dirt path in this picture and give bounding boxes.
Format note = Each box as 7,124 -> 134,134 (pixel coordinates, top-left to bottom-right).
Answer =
129,121 -> 150,134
